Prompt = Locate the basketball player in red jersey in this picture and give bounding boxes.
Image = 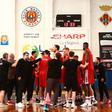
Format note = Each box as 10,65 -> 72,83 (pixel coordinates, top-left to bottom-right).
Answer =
30,51 -> 40,103
61,48 -> 70,87
81,42 -> 97,107
38,50 -> 51,104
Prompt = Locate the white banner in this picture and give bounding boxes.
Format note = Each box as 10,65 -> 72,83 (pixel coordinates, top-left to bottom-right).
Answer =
15,0 -> 47,58
48,29 -> 89,50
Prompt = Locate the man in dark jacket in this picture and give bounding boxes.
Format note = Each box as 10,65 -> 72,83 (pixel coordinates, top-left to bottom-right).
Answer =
44,53 -> 62,106
95,57 -> 111,104
0,53 -> 10,107
16,51 -> 41,108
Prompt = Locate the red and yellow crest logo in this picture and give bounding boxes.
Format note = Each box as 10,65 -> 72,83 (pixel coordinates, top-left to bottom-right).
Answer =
21,7 -> 42,27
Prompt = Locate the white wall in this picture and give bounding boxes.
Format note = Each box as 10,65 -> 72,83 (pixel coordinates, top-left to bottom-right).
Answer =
45,0 -> 91,60
0,0 -> 112,60
0,0 -> 15,57
53,0 -> 90,28
91,0 -> 112,60
15,0 -> 48,58
15,0 -> 91,54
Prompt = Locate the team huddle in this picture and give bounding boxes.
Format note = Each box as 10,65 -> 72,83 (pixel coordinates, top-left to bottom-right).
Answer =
0,42 -> 111,109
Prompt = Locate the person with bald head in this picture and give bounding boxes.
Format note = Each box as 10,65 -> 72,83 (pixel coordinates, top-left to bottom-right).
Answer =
6,53 -> 16,105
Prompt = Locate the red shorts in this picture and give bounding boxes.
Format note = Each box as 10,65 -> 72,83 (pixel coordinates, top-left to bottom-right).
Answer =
39,71 -> 47,88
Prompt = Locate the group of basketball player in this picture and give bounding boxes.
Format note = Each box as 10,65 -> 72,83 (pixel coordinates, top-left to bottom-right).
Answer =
0,42 -> 111,109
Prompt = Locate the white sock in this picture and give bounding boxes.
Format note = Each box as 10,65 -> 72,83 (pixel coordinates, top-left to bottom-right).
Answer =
66,100 -> 68,103
85,97 -> 91,104
72,100 -> 75,105
85,96 -> 89,99
85,96 -> 89,101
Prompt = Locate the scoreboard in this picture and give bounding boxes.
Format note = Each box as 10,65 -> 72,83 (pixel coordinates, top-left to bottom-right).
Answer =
56,14 -> 81,27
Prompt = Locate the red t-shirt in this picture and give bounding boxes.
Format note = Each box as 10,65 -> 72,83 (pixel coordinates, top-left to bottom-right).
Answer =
39,56 -> 51,87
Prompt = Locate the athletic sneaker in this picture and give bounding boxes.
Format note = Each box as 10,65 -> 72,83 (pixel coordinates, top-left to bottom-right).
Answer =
58,97 -> 62,102
57,100 -> 66,106
81,100 -> 92,107
39,100 -> 44,105
87,101 -> 92,107
91,100 -> 97,105
16,102 -> 24,108
80,102 -> 88,107
71,102 -> 77,109
64,102 -> 70,108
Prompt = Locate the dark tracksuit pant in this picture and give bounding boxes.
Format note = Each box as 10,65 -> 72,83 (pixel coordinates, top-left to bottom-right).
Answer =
46,78 -> 60,105
16,58 -> 41,103
91,84 -> 97,100
7,79 -> 16,100
98,80 -> 109,101
16,76 -> 35,103
59,84 -> 62,97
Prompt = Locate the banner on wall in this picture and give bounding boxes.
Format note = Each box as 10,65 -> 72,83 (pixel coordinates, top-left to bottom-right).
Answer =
16,0 -> 46,58
99,32 -> 112,70
49,29 -> 89,50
